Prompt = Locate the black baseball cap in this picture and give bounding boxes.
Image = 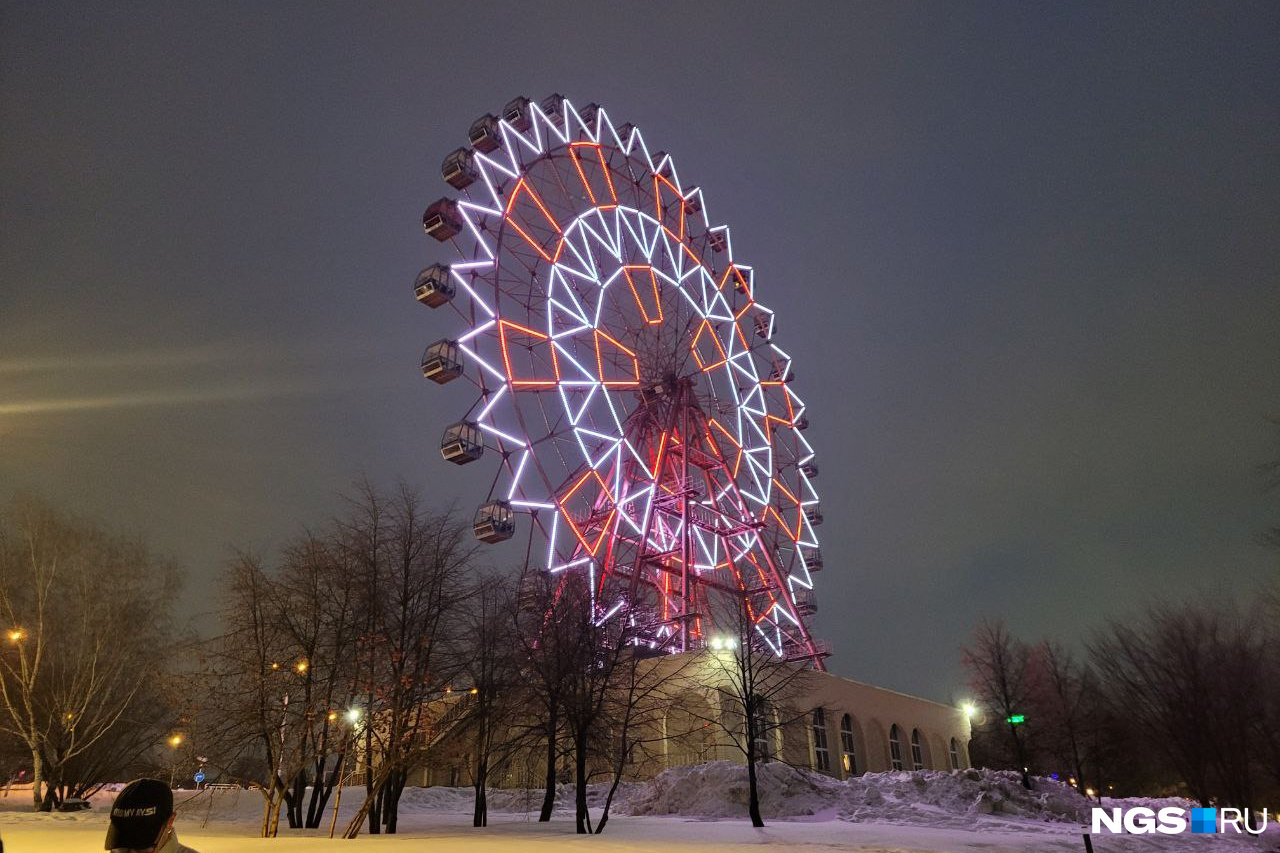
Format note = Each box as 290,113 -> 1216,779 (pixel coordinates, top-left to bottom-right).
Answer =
105,778 -> 172,850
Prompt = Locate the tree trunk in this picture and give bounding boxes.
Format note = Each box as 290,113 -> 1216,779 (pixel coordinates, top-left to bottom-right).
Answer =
747,738 -> 764,828
574,733 -> 590,835
267,792 -> 284,837
595,744 -> 626,834
307,752 -> 341,828
30,748 -> 44,811
539,708 -> 558,822
473,768 -> 487,828
287,771 -> 304,828
1009,722 -> 1031,789
382,768 -> 405,834
259,789 -> 274,837
370,781 -> 386,834
364,713 -> 379,834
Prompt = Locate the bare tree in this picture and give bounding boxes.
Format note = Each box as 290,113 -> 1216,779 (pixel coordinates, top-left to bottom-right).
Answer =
1025,641 -> 1091,794
593,648 -> 691,833
552,572 -> 629,835
340,485 -> 474,838
271,533 -> 363,829
961,618 -> 1033,788
201,553 -> 309,836
1090,601 -> 1266,808
696,602 -> 812,827
0,497 -> 179,810
512,565 -> 575,822
452,570 -> 520,827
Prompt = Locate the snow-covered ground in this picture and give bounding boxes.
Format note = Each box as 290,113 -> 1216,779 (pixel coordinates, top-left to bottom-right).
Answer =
0,765 -> 1273,852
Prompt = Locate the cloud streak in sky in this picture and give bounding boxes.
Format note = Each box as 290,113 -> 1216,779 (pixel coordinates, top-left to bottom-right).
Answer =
0,382 -> 334,416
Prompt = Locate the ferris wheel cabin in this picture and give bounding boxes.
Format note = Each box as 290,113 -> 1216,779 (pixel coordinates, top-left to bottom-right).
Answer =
684,186 -> 703,215
421,339 -> 463,384
792,588 -> 818,616
804,505 -> 824,526
442,148 -> 478,190
804,548 -> 824,572
538,93 -> 566,120
414,264 -> 455,308
423,199 -> 463,242
467,113 -> 501,153
441,421 -> 484,465
799,461 -> 819,478
502,96 -> 532,132
473,500 -> 515,544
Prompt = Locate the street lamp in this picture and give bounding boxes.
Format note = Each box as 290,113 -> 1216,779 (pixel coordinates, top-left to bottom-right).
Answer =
7,628 -> 24,643
167,734 -> 184,787
328,707 -> 365,838
961,702 -> 977,719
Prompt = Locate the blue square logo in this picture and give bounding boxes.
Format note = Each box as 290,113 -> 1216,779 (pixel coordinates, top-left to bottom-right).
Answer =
1190,807 -> 1216,834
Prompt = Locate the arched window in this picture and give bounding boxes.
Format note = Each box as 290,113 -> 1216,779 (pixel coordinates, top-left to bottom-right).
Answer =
888,724 -> 904,771
751,700 -> 773,762
910,728 -> 924,770
949,737 -> 961,770
839,713 -> 857,774
812,708 -> 830,771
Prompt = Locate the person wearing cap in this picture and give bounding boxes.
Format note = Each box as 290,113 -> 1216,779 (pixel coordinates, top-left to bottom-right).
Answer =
105,778 -> 199,853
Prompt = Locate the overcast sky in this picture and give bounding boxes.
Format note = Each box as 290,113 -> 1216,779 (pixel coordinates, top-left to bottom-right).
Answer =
2,1 -> 1277,701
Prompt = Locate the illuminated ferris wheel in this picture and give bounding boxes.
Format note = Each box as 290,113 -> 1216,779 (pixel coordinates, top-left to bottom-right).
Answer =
414,95 -> 826,665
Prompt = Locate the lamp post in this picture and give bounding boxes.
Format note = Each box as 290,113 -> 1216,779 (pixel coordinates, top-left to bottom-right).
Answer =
167,734 -> 184,787
327,708 -> 363,839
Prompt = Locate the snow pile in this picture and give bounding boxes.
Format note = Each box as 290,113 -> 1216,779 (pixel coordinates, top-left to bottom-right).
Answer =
624,760 -> 843,819
623,761 -> 1094,828
837,768 -> 1090,826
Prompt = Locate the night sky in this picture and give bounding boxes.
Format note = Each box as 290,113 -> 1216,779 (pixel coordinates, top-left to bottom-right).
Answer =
3,2 -> 1277,701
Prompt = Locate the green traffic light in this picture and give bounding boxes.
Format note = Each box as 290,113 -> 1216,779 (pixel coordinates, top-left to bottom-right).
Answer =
1006,714 -> 1025,725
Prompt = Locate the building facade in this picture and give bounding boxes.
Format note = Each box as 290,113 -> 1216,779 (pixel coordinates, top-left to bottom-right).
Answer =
412,650 -> 970,788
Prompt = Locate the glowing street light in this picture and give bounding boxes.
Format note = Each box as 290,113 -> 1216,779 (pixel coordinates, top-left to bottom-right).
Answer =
7,628 -> 24,643
168,734 -> 183,748
708,636 -> 737,651
294,660 -> 308,675
327,711 -> 338,723
344,708 -> 361,724
961,702 -> 977,719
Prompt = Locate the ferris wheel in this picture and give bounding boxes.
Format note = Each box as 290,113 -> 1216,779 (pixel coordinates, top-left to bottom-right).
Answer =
414,95 -> 826,666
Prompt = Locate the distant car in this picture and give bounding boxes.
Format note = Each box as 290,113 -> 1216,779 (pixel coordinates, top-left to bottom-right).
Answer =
57,797 -> 91,812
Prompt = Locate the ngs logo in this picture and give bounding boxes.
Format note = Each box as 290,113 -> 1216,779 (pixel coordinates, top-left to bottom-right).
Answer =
1092,807 -> 1269,835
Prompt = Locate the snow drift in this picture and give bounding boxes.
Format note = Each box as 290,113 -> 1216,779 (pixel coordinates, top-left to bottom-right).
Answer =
624,761 -> 1093,828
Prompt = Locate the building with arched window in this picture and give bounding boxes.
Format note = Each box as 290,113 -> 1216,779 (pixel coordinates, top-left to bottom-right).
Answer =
888,724 -> 904,770
839,713 -> 857,774
409,649 -> 971,787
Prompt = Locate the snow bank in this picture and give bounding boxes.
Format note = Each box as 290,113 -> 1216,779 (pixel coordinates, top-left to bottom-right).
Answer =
624,760 -> 842,819
624,761 -> 1093,828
